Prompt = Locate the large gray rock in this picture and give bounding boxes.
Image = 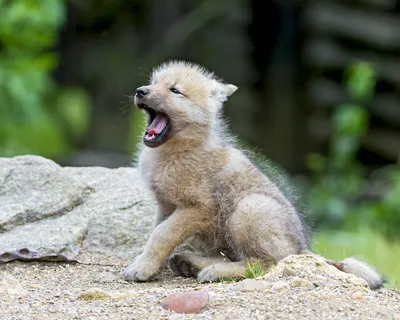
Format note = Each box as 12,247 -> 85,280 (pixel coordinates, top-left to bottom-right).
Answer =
0,155 -> 155,263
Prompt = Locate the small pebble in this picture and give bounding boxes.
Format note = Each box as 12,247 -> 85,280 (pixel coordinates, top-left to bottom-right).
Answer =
352,291 -> 363,300
234,279 -> 269,292
348,277 -> 369,288
160,291 -> 209,314
314,275 -> 326,281
78,288 -> 113,301
0,274 -> 28,298
282,267 -> 296,277
271,281 -> 290,293
290,277 -> 312,288
91,271 -> 118,283
31,301 -> 41,307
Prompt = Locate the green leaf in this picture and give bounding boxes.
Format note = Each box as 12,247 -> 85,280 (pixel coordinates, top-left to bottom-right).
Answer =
344,61 -> 376,102
333,103 -> 369,137
56,88 -> 91,139
306,153 -> 326,173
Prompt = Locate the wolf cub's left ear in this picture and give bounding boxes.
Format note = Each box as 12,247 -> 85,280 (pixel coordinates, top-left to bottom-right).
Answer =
211,80 -> 238,102
225,84 -> 238,97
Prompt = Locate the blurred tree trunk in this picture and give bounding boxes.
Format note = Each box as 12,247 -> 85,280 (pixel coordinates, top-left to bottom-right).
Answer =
248,0 -> 305,172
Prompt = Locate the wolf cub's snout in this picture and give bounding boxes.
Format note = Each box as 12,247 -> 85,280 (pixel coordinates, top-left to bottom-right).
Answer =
135,86 -> 149,97
134,84 -> 170,148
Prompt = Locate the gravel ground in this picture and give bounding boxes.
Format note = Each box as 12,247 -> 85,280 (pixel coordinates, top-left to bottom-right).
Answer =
1,254 -> 399,320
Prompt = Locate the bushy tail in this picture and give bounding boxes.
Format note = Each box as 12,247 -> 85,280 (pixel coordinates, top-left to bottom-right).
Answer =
324,257 -> 384,290
303,250 -> 384,289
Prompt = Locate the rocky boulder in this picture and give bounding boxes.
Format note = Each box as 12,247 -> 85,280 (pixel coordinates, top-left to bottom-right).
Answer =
0,155 -> 155,264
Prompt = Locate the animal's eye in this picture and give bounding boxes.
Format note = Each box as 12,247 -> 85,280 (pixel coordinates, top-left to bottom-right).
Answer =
170,87 -> 182,95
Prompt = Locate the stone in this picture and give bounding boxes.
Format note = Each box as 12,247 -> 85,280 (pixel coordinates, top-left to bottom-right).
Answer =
234,279 -> 270,292
78,288 -> 114,301
0,155 -> 156,263
314,275 -> 327,281
271,281 -> 290,293
0,214 -> 88,263
78,288 -> 138,301
282,266 -> 297,277
91,271 -> 119,283
290,277 -> 312,288
0,274 -> 28,298
160,291 -> 209,314
347,277 -> 369,288
352,291 -> 364,300
263,255 -> 370,290
0,156 -> 92,233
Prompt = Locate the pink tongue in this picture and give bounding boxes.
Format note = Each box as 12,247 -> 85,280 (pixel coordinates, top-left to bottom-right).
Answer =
146,113 -> 168,134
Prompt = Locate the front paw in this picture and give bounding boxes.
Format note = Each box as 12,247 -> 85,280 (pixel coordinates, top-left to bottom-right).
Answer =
123,254 -> 159,282
197,265 -> 218,283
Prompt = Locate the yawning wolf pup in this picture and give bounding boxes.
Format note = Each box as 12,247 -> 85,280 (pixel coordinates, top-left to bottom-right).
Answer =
123,60 -> 383,289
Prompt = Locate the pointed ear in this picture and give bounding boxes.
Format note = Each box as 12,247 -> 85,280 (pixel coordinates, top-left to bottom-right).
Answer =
210,80 -> 238,102
225,84 -> 238,97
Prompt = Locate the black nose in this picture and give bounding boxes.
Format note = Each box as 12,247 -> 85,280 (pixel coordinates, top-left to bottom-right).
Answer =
136,86 -> 149,98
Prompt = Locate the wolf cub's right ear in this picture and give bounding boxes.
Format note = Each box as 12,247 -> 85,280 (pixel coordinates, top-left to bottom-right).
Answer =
210,80 -> 238,102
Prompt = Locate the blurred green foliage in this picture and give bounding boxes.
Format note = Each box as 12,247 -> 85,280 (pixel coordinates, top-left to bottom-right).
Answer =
0,0 -> 397,246
0,0 -> 90,158
305,60 -> 400,240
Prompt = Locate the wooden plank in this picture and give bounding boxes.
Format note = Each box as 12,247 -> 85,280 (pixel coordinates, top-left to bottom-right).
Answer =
302,38 -> 400,87
302,2 -> 400,50
363,129 -> 400,160
305,77 -> 400,126
337,0 -> 398,10
306,117 -> 400,161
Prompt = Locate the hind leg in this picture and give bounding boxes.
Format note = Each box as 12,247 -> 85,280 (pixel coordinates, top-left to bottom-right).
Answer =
196,258 -> 275,282
169,252 -> 227,278
197,260 -> 247,282
169,252 -> 272,282
228,194 -> 307,265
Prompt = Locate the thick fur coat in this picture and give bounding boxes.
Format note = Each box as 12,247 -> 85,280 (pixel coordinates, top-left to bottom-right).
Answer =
123,61 -> 383,289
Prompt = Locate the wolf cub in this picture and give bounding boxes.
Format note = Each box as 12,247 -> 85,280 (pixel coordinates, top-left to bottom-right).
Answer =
123,60 -> 383,289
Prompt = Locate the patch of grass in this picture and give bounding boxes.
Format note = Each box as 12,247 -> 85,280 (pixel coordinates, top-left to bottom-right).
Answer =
216,260 -> 266,283
312,228 -> 400,289
244,260 -> 266,279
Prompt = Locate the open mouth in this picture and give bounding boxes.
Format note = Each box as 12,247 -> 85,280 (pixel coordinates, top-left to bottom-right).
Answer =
138,103 -> 170,148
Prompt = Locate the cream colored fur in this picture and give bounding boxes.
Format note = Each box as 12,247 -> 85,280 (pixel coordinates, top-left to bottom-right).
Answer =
123,60 -> 384,290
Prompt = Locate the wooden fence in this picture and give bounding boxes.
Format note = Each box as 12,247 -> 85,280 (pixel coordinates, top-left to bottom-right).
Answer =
300,0 -> 400,163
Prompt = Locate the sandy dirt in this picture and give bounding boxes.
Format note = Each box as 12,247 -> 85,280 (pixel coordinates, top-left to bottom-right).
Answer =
1,254 -> 399,320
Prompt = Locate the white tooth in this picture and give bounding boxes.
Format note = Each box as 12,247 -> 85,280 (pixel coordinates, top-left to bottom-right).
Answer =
152,134 -> 155,139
